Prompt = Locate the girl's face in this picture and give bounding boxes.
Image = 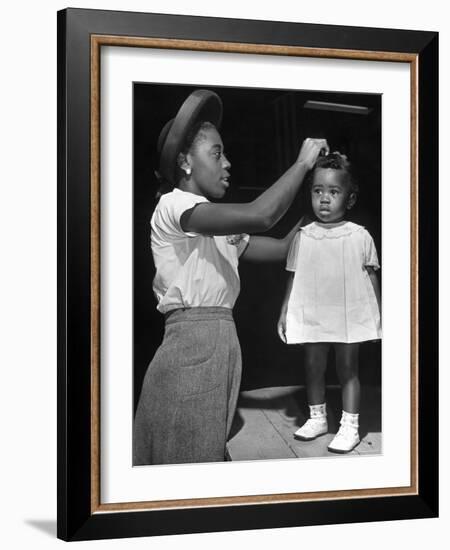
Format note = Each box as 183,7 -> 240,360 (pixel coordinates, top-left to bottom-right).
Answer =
184,126 -> 231,200
311,168 -> 355,223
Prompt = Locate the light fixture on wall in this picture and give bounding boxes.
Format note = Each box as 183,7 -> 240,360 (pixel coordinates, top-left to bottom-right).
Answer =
303,100 -> 371,115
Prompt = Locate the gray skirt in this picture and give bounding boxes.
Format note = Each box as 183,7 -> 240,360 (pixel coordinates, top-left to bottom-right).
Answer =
133,307 -> 242,465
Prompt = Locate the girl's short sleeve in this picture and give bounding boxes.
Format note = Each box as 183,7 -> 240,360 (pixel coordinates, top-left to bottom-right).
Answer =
363,231 -> 380,270
286,231 -> 301,272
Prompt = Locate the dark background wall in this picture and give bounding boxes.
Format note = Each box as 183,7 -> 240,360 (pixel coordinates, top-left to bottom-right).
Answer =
133,83 -> 381,411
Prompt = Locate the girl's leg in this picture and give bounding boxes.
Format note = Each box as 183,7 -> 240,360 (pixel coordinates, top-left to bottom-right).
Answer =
304,343 -> 330,405
294,343 -> 330,441
328,343 -> 361,453
334,343 -> 360,413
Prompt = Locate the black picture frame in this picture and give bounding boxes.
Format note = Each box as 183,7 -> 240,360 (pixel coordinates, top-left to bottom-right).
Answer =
57,7 -> 438,541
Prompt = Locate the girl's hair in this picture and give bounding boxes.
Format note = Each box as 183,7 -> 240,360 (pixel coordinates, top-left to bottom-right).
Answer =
311,152 -> 359,195
155,121 -> 216,199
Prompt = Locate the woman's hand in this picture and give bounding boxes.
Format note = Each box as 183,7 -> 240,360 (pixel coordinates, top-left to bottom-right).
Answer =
277,312 -> 287,343
296,138 -> 330,170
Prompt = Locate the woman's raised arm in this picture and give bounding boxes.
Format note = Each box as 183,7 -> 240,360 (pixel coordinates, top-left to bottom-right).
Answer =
181,138 -> 328,235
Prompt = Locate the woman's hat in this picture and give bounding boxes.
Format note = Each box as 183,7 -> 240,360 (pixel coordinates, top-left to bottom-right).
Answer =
157,89 -> 223,186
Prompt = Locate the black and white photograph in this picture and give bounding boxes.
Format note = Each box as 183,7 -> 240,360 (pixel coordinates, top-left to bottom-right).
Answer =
132,84 -> 382,466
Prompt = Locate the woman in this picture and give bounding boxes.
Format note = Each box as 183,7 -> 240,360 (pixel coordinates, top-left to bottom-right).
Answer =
133,89 -> 328,465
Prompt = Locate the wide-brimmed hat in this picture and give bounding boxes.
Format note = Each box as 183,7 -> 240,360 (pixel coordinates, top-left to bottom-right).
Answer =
157,89 -> 223,186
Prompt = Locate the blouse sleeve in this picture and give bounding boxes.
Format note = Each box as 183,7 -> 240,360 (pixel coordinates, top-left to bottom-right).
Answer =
363,231 -> 380,270
286,231 -> 301,272
163,192 -> 209,237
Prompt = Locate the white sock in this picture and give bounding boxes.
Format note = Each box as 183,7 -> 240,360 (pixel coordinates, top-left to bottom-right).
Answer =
341,410 -> 359,429
309,403 -> 327,419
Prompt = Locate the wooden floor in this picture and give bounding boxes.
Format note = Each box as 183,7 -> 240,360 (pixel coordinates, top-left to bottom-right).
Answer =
227,385 -> 381,461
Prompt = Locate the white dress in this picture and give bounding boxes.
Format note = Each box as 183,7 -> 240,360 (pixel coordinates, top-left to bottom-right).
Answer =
285,221 -> 381,344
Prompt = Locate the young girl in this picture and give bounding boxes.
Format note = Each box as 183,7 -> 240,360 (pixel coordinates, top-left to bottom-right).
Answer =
277,152 -> 381,453
133,89 -> 329,465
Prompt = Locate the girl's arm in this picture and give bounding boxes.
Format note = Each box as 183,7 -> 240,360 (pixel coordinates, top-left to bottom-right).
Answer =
277,272 -> 294,343
181,138 -> 328,235
366,267 -> 381,314
241,217 -> 303,262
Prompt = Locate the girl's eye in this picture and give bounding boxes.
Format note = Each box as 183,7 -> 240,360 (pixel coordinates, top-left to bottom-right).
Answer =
213,151 -> 222,159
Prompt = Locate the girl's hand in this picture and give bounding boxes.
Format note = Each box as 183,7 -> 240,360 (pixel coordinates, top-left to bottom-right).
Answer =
277,313 -> 287,343
296,138 -> 329,170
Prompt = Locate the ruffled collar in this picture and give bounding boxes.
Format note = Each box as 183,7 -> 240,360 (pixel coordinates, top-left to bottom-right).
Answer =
301,221 -> 363,240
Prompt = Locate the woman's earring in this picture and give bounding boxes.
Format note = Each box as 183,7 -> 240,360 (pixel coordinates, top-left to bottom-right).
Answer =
184,166 -> 192,177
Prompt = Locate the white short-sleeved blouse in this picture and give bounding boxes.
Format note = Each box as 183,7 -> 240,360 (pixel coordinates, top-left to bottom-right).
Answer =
151,188 -> 249,313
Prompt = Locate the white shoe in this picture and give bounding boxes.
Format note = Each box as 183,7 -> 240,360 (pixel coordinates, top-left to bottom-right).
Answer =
327,424 -> 360,453
294,417 -> 328,441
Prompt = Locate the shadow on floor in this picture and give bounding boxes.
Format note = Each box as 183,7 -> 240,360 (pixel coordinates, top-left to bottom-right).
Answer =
228,384 -> 381,460
25,519 -> 56,538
